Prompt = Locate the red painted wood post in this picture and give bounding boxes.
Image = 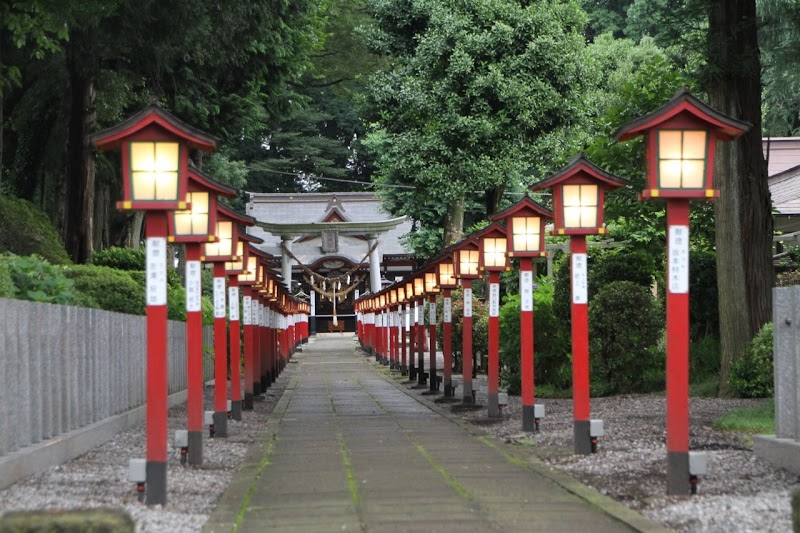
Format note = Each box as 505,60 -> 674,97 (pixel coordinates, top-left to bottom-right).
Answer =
243,287 -> 255,410
487,271 -> 501,417
263,303 -> 271,390
253,297 -> 262,396
228,276 -> 242,421
519,257 -> 536,431
401,303 -> 408,375
442,288 -> 453,396
212,262 -> 229,438
461,279 -> 474,404
145,211 -> 169,504
416,297 -> 426,386
666,199 -> 691,493
428,294 -> 438,392
570,235 -> 591,454
185,243 -> 205,464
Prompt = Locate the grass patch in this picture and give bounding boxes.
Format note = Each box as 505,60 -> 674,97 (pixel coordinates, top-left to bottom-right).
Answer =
535,384 -> 572,399
714,399 -> 775,434
690,378 -> 719,398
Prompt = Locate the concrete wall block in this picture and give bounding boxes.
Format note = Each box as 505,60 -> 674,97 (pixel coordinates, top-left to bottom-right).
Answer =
11,301 -> 32,448
0,302 -> 195,460
29,304 -> 42,445
773,287 -> 800,440
38,305 -> 52,440
0,300 -> 8,456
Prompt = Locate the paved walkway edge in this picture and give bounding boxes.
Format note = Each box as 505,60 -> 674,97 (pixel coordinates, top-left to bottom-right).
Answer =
203,375 -> 300,533
372,362 -> 674,533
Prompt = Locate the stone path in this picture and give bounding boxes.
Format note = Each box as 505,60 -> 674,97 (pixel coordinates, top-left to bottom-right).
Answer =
205,334 -> 664,532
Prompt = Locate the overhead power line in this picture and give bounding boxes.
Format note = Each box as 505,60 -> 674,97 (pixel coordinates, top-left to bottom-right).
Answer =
246,165 -> 549,196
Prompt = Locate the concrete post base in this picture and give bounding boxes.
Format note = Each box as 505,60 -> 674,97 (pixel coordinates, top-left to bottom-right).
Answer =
146,461 -> 167,505
188,431 -> 203,465
487,393 -> 501,418
444,382 -> 454,397
231,400 -> 242,421
574,420 -> 591,455
667,451 -> 690,495
213,411 -> 228,438
462,382 -> 474,404
522,405 -> 535,432
244,392 -> 254,411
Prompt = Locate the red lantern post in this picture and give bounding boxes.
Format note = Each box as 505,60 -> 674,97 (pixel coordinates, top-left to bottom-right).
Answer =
615,90 -> 749,494
225,230 -> 258,421
492,197 -> 552,431
169,166 -> 237,465
202,205 -> 255,438
423,269 -> 440,393
239,249 -> 260,411
532,155 -> 627,454
477,223 -> 510,418
413,276 -> 427,387
404,279 -> 416,380
437,257 -> 458,397
89,105 -> 217,505
453,238 -> 481,404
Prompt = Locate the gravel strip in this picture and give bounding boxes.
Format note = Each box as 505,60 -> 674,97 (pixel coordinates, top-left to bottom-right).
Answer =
0,356 -> 297,532
1,342 -> 798,532
453,374 -> 799,532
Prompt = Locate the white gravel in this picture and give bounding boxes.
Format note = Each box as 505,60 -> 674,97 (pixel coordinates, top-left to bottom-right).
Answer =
459,376 -> 799,533
0,363 -> 295,532
1,343 -> 798,532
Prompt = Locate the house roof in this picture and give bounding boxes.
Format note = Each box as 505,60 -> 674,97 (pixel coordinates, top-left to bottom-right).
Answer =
769,163 -> 800,215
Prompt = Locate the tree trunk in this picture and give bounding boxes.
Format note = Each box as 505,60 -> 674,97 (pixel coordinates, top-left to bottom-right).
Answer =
443,195 -> 465,246
485,184 -> 505,217
706,0 -> 773,396
62,33 -> 97,263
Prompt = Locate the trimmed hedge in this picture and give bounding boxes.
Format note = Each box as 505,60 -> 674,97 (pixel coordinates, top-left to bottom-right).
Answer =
92,246 -> 146,270
63,264 -> 145,315
589,280 -> 664,395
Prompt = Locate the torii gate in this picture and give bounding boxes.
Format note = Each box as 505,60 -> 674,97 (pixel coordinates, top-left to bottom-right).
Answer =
254,217 -> 408,293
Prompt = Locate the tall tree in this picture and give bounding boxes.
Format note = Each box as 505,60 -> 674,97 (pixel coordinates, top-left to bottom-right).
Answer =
2,0 -> 326,260
362,0 -> 590,256
759,0 -> 800,136
705,0 -> 773,395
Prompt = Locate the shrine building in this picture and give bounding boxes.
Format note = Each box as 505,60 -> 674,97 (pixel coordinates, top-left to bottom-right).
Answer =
246,192 -> 416,333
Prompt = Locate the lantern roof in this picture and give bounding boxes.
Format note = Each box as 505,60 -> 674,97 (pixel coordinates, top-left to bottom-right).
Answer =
472,221 -> 507,240
239,231 -> 264,245
490,195 -> 553,222
89,103 -> 218,152
219,204 -> 257,227
530,153 -> 628,192
188,165 -> 238,198
613,88 -> 751,142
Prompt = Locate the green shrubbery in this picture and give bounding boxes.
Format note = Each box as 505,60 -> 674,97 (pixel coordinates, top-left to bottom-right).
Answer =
435,288 -> 489,373
499,278 -> 571,394
0,247 -> 211,323
0,261 -> 16,298
729,322 -> 774,398
0,195 -> 71,265
63,264 -> 145,315
589,280 -> 664,395
92,246 -> 146,270
0,254 -> 78,305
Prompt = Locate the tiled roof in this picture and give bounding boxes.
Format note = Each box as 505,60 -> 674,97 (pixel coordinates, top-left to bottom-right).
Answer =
246,192 -> 413,259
